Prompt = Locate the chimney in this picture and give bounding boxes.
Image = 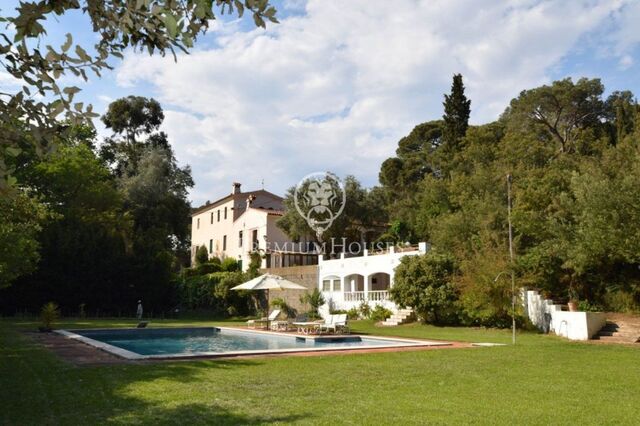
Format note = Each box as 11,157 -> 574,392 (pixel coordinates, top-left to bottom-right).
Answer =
232,182 -> 241,194
246,194 -> 256,209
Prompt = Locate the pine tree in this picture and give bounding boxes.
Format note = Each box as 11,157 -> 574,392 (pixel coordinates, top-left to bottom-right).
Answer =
442,74 -> 471,151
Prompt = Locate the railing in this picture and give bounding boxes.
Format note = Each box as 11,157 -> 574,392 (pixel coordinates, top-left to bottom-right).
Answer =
342,291 -> 390,302
344,291 -> 366,302
368,290 -> 389,301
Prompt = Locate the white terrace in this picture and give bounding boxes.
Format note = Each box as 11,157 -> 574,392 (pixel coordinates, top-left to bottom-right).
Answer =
318,243 -> 428,316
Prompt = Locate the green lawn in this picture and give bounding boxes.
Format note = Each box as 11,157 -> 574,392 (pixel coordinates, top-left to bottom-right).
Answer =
1,318 -> 639,425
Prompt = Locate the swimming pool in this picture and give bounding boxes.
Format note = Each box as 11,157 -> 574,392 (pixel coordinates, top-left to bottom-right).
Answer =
57,327 -> 449,359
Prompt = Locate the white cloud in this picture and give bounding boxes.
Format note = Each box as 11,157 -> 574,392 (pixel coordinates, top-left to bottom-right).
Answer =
115,0 -> 631,205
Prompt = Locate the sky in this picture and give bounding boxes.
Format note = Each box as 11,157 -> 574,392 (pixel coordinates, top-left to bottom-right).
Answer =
4,0 -> 640,206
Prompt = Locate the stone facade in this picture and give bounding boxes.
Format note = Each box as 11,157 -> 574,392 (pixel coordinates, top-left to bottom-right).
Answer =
261,265 -> 318,315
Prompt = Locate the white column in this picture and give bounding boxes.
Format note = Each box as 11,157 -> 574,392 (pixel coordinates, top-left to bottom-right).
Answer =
364,274 -> 369,301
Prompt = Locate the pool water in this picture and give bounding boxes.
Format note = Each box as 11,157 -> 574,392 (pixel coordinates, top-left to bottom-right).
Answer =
72,327 -> 417,357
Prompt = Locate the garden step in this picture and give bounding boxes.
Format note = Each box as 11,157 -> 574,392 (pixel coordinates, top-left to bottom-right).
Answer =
382,308 -> 415,326
593,317 -> 640,344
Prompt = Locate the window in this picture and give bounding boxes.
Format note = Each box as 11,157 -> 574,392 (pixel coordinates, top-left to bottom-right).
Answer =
209,239 -> 212,254
197,218 -> 200,229
223,235 -> 227,251
333,279 -> 341,292
252,229 -> 258,250
210,212 -> 213,224
217,210 -> 220,222
224,206 -> 227,219
238,231 -> 243,247
322,280 -> 331,292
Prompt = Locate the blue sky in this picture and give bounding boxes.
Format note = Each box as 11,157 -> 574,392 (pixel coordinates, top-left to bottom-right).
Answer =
3,0 -> 640,206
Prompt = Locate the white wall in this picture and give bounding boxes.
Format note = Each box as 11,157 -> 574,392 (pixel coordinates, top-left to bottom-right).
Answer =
318,243 -> 429,316
523,289 -> 606,340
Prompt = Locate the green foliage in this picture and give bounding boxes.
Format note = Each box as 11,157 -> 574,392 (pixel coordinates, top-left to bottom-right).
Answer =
0,1 -> 278,191
0,191 -> 48,288
0,102 -> 189,315
40,302 -> 60,330
358,301 -> 372,319
277,175 -> 387,244
346,307 -> 360,320
175,270 -> 254,316
220,258 -> 240,272
299,288 -> 325,316
379,76 -> 640,315
391,252 -> 459,324
442,74 -> 471,152
247,251 -> 262,278
195,246 -> 209,266
270,297 -> 296,319
370,305 -> 392,322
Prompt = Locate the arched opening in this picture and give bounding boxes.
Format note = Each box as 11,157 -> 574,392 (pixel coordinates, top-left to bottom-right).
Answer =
368,272 -> 391,301
343,274 -> 365,302
344,274 -> 365,292
368,272 -> 391,290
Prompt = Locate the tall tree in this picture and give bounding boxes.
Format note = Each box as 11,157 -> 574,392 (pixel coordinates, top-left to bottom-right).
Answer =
442,74 -> 471,152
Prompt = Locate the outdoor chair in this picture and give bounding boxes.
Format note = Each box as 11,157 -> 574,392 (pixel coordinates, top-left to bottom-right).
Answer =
319,314 -> 349,334
247,309 -> 281,329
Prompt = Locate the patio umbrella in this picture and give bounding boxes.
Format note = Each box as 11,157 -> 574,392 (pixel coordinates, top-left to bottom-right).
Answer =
231,274 -> 307,291
231,274 -> 307,314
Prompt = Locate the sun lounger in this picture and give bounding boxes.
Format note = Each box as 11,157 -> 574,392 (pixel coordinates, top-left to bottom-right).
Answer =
247,309 -> 281,329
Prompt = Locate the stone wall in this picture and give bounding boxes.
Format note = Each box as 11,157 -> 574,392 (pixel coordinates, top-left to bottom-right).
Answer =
260,265 -> 318,315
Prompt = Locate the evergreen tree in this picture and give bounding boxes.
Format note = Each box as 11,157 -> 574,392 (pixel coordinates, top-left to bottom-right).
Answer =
442,74 -> 471,151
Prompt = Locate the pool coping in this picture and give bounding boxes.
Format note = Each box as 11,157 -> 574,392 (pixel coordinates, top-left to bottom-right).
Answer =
55,326 -> 452,360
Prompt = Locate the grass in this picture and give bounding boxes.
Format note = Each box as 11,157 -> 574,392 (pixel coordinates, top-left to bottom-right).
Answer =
1,318 -> 639,425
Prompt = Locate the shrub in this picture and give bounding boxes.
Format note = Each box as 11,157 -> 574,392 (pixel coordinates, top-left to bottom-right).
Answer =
270,297 -> 297,318
370,305 -> 392,322
40,302 -> 60,331
346,307 -> 359,320
195,245 -> 209,266
174,271 -> 255,316
456,246 -> 518,327
390,251 -> 459,325
299,288 -> 325,316
221,257 -> 240,272
197,262 -> 222,274
358,301 -> 371,319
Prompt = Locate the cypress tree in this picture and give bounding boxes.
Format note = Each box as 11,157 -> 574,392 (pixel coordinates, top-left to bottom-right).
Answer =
442,74 -> 471,151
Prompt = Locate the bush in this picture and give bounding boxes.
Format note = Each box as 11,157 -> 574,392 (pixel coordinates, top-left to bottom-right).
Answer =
456,245 -> 519,328
40,301 -> 60,331
197,262 -> 222,274
270,297 -> 297,318
370,305 -> 392,322
358,301 -> 371,319
174,271 -> 255,316
195,245 -> 209,266
221,257 -> 240,272
299,288 -> 325,316
346,307 -> 359,320
390,251 -> 459,325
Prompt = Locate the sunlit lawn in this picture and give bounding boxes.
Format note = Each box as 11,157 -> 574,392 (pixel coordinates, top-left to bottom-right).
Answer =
1,317 -> 639,425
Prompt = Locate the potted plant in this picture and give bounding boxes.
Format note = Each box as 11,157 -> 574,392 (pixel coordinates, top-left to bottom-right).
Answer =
567,286 -> 579,312
39,302 -> 60,332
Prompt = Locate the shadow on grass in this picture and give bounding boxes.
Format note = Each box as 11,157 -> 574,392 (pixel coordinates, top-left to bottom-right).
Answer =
0,323 -> 313,424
